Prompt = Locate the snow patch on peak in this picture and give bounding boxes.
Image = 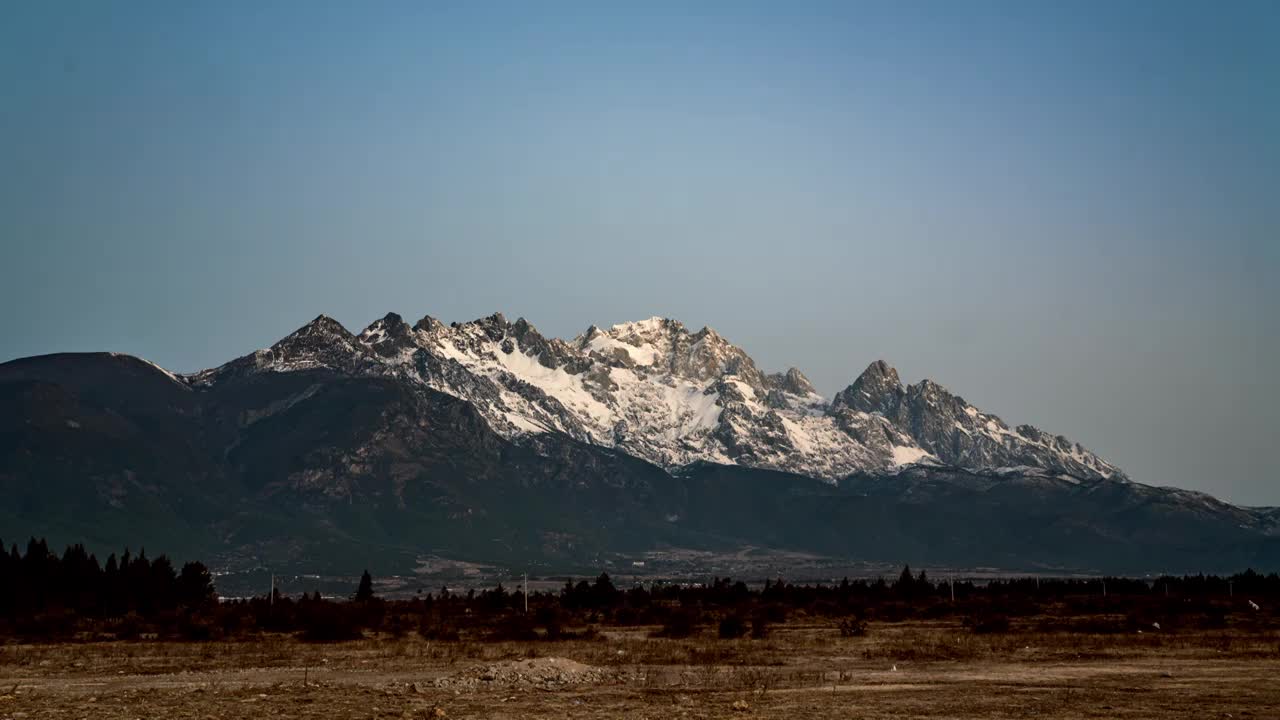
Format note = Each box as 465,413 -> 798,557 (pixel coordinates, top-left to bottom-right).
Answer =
358,313 -> 406,343
135,357 -> 188,387
891,445 -> 934,466
610,316 -> 676,334
201,311 -> 1127,486
584,330 -> 661,367
489,340 -> 613,425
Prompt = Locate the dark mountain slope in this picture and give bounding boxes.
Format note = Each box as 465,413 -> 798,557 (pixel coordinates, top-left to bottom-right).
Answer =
1,354 -> 695,571
2,352 -> 1275,574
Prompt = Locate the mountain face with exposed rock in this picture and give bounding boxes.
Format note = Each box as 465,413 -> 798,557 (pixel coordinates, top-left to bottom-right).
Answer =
198,312 -> 1121,484
2,312 -> 1274,575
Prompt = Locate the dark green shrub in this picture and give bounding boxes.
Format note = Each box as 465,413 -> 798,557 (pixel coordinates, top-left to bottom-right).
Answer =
750,614 -> 770,639
968,614 -> 1010,634
837,617 -> 867,637
300,603 -> 363,642
652,609 -> 699,639
718,614 -> 747,639
535,606 -> 563,639
485,614 -> 537,642
418,615 -> 461,641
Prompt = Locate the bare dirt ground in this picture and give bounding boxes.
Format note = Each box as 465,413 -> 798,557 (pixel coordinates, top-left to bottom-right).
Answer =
2,621 -> 1278,719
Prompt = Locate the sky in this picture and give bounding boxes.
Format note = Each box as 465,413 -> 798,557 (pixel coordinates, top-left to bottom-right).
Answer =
1,1 -> 1277,504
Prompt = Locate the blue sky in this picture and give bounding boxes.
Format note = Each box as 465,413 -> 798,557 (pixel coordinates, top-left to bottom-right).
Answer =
2,1 -> 1277,503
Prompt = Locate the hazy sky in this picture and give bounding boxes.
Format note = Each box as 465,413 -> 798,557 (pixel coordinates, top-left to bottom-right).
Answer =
2,2 -> 1277,504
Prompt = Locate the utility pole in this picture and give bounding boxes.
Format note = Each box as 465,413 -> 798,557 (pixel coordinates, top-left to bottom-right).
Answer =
1102,579 -> 1107,598
949,576 -> 955,603
523,573 -> 529,614
1229,580 -> 1234,598
270,574 -> 275,607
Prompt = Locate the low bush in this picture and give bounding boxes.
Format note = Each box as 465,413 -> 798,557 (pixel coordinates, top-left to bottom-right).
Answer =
750,614 -> 770,639
968,613 -> 1011,634
299,603 -> 363,643
485,614 -> 538,642
418,616 -> 461,642
652,609 -> 700,639
718,614 -> 748,639
177,614 -> 216,641
837,617 -> 867,637
535,606 -> 563,639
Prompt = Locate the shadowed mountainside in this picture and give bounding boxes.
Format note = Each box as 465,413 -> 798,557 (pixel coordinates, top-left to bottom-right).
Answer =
2,349 -> 1275,574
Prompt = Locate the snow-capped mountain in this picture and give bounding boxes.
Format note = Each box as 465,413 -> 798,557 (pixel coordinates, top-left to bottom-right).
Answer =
186,312 -> 1124,483
8,323 -> 1278,575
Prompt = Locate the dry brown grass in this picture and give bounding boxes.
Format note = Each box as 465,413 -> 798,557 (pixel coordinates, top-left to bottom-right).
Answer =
2,619 -> 1278,718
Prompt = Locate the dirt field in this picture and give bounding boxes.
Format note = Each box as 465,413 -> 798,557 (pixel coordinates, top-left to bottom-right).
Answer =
2,621 -> 1278,719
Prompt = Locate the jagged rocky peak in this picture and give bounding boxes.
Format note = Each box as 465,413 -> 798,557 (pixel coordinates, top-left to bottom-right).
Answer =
904,378 -> 969,414
191,310 -> 1125,485
414,312 -> 587,375
359,312 -> 410,338
413,314 -> 446,334
250,314 -> 367,375
465,312 -> 511,341
582,317 -> 767,387
443,312 -> 543,343
269,315 -> 358,355
610,315 -> 684,338
602,317 -> 698,352
690,334 -> 765,387
767,367 -> 818,397
575,317 -> 676,369
831,360 -> 904,415
507,316 -> 548,346
357,312 -> 417,358
899,376 -> 1121,481
506,316 -> 586,373
289,314 -> 354,341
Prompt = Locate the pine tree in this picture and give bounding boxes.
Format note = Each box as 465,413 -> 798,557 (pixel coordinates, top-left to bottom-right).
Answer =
355,570 -> 375,602
177,562 -> 216,608
894,564 -> 915,598
0,538 -> 10,616
916,568 -> 936,591
149,555 -> 178,611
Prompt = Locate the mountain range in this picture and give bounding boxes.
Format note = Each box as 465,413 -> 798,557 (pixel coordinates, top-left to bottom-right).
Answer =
2,312 -> 1275,575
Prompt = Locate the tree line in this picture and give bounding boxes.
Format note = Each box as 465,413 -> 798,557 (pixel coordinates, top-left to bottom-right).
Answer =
1,537 -> 215,620
2,538 -> 1277,643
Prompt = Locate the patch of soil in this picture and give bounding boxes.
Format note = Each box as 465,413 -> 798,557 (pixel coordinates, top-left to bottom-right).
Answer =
431,656 -> 631,690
